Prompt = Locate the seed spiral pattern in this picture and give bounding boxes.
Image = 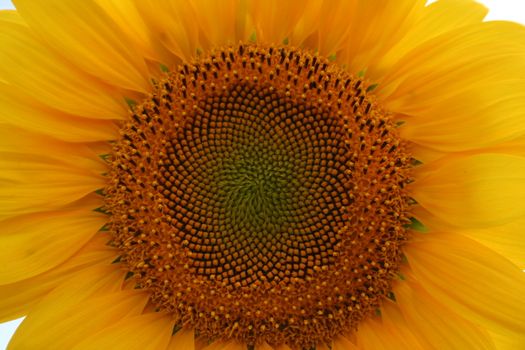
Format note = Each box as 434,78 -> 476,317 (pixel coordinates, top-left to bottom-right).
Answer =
106,44 -> 412,349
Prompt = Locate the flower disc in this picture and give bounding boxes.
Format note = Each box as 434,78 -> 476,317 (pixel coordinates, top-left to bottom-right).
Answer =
107,44 -> 412,349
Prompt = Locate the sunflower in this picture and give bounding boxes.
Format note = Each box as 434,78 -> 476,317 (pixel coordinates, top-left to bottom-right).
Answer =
1,0 -> 525,349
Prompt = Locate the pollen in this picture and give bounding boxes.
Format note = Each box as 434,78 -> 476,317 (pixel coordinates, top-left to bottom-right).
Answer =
106,44 -> 412,349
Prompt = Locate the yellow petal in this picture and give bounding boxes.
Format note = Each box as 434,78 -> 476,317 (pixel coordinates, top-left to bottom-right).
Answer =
133,0 -> 199,62
168,328 -> 195,350
377,0 -> 488,79
355,315 -> 421,350
0,125 -> 111,171
406,0 -> 487,43
339,0 -> 426,72
13,0 -> 151,92
351,300 -> 430,350
404,231 -> 525,337
95,0 -> 164,63
0,85 -> 118,142
0,233 -> 114,323
379,300 -> 427,349
394,281 -> 495,349
484,135 -> 525,158
248,0 -> 309,44
72,312 -> 174,350
0,152 -> 106,219
398,79 -> 525,152
489,331 -> 525,350
287,0 -> 322,47
407,142 -> 446,165
191,0 -> 251,47
0,197 -> 107,284
382,22 -> 525,151
411,154 -> 525,228
0,124 -> 107,219
383,21 -> 525,102
315,343 -> 330,350
0,13 -> 127,120
463,218 -> 525,269
332,335 -> 359,350
255,342 -> 273,350
9,290 -> 148,350
303,0 -> 355,54
8,262 -> 124,349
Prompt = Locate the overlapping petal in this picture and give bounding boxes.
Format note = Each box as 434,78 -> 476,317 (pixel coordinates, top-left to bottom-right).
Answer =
393,281 -> 495,349
0,199 -> 107,285
72,312 -> 173,350
13,0 -> 151,92
0,11 -> 127,120
8,263 -> 126,349
381,22 -> 525,152
411,153 -> 525,228
405,232 -> 525,339
0,234 -> 114,323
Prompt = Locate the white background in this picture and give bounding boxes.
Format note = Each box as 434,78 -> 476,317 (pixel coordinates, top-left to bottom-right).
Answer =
0,0 -> 524,348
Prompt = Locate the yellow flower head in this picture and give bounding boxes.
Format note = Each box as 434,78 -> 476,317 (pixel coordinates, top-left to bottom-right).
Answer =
1,1 -> 525,349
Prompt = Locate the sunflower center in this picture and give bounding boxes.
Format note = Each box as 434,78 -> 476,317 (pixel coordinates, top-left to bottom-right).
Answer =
107,44 -> 412,349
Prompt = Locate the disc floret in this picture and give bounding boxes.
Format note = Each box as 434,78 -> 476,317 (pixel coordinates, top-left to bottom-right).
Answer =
107,44 -> 412,349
